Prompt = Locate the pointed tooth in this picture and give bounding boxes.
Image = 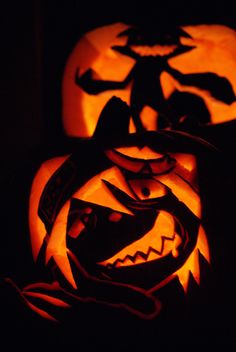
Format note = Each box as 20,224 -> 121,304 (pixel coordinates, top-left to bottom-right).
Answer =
154,235 -> 164,254
128,257 -> 136,265
174,232 -> 182,247
172,248 -> 179,258
147,249 -> 161,261
115,261 -> 122,268
121,256 -> 133,266
134,253 -> 145,265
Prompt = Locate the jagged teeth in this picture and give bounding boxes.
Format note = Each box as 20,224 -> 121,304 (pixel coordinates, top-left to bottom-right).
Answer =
117,257 -> 133,267
105,233 -> 182,268
111,247 -> 161,268
134,253 -> 147,265
146,249 -> 161,262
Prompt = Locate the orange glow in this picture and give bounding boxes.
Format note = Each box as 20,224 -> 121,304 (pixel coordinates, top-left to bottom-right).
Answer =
80,87 -> 131,136
128,178 -> 167,199
26,22 -> 218,320
46,200 -> 77,289
68,207 -> 92,238
97,149 -> 205,277
62,22 -> 134,137
160,71 -> 176,100
108,212 -> 123,222
36,166 -> 135,287
172,25 -> 236,93
173,153 -> 198,186
172,153 -> 196,173
161,71 -> 236,124
62,23 -> 236,137
148,226 -> 210,294
26,301 -> 57,322
128,116 -> 137,133
174,226 -> 210,292
29,147 -> 210,304
29,151 -> 202,284
140,106 -> 158,131
157,173 -> 200,218
130,44 -> 178,56
115,146 -> 164,159
23,291 -> 70,308
105,149 -> 176,175
168,24 -> 236,124
29,155 -> 69,260
23,281 -> 61,291
106,149 -> 146,173
73,167 -> 134,215
68,217 -> 86,238
99,211 -> 177,267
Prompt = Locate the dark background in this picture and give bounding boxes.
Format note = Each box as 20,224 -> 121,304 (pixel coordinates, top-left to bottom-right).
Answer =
1,0 -> 236,350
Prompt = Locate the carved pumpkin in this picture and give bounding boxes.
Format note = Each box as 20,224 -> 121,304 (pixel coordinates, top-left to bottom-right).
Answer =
62,23 -> 236,137
25,99 -> 210,321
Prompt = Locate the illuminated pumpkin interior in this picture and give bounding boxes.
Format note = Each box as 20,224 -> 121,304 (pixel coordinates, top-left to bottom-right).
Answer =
25,23 -> 221,320
29,147 -> 210,295
62,23 -> 236,138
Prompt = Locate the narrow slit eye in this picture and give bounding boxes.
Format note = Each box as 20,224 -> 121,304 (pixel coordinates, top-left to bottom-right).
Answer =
128,178 -> 167,200
141,187 -> 150,197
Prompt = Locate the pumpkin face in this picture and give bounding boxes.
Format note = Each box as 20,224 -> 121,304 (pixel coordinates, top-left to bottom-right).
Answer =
64,147 -> 209,291
27,100 -> 210,320
62,23 -> 236,137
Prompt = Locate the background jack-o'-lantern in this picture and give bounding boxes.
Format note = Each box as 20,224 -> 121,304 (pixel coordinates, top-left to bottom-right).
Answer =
63,22 -> 236,138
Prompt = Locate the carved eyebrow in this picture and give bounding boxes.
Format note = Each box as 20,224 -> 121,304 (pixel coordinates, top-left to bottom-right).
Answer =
168,68 -> 236,104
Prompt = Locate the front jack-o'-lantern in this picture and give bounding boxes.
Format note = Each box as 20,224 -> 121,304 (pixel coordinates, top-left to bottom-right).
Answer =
22,98 -> 210,321
63,23 -> 236,137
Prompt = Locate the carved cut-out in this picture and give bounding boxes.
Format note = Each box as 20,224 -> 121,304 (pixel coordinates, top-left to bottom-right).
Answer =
4,16 -> 226,323
24,100 -> 211,321
63,23 -> 236,137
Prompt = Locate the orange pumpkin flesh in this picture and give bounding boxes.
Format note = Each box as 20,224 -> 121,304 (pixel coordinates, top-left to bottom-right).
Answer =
63,23 -> 236,138
23,22 -> 224,320
29,145 -> 209,294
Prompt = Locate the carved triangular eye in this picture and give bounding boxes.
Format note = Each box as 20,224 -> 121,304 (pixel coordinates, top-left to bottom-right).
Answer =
127,178 -> 167,200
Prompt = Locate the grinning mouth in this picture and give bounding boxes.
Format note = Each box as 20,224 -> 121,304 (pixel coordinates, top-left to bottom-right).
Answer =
102,234 -> 182,269
98,211 -> 183,269
130,44 -> 178,56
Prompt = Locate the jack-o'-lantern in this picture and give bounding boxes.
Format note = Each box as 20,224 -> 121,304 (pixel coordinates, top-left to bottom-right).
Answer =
62,23 -> 236,137
22,98 -> 210,321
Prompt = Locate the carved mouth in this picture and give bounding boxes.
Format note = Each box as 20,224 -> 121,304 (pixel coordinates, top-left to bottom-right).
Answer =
130,44 -> 178,56
98,211 -> 183,269
103,234 -> 182,269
